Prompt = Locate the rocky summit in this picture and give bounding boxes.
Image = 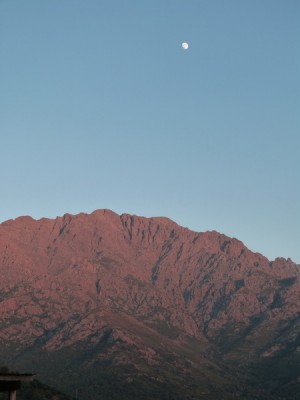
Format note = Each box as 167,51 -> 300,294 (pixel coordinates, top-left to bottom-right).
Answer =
0,210 -> 299,399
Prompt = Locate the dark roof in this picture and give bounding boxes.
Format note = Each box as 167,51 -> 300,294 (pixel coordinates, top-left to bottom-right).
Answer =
0,374 -> 34,382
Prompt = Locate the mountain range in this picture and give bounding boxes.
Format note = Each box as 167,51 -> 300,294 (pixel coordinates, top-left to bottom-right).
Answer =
0,210 -> 299,399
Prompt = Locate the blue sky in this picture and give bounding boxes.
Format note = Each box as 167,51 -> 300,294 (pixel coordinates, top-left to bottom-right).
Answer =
1,0 -> 299,262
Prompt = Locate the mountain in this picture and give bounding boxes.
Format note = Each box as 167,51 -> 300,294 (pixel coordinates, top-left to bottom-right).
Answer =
0,210 -> 299,399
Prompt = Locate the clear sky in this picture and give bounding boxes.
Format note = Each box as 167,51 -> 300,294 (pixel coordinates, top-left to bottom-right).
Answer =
1,0 -> 299,262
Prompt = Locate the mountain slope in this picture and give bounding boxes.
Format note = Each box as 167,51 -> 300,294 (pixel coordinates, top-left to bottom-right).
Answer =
0,210 -> 299,399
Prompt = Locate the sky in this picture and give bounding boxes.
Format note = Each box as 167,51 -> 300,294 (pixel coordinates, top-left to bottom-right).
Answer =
0,0 -> 299,262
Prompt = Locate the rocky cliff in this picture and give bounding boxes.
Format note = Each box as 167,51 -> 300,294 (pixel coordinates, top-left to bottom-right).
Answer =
0,210 -> 299,399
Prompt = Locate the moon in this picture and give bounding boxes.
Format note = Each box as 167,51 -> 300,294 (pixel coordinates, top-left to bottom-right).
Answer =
181,42 -> 189,50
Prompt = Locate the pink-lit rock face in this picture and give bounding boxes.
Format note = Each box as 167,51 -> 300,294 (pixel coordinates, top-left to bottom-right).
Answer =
0,210 -> 299,398
0,210 -> 299,343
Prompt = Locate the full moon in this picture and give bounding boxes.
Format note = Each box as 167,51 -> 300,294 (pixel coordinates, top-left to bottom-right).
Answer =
182,42 -> 189,50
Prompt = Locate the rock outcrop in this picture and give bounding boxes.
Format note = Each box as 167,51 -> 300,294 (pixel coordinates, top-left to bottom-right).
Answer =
0,210 -> 299,399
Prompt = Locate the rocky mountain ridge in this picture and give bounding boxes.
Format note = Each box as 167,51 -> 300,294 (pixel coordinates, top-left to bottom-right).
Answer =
0,210 -> 299,399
